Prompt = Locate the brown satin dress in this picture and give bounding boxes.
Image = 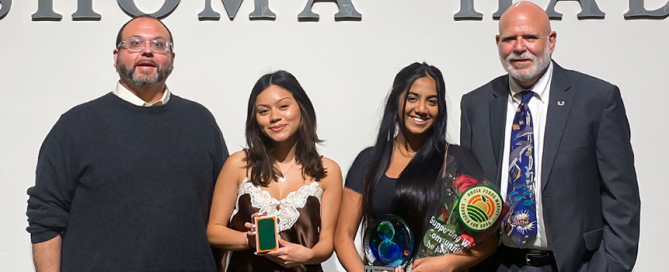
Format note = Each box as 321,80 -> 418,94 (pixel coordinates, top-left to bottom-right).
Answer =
227,178 -> 324,272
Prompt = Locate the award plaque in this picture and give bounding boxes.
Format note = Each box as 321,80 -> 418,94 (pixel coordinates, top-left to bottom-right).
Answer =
255,215 -> 279,253
363,215 -> 413,272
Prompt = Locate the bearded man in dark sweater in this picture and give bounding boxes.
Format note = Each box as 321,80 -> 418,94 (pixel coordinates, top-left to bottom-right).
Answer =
26,16 -> 229,272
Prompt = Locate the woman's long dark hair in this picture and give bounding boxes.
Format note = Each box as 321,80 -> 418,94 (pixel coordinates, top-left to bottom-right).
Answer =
245,70 -> 325,187
360,62 -> 448,262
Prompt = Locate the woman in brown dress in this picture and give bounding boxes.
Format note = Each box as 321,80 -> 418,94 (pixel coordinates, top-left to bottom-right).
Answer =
207,70 -> 342,272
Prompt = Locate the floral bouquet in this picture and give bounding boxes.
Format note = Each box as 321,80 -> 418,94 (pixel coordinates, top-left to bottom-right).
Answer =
417,148 -> 510,257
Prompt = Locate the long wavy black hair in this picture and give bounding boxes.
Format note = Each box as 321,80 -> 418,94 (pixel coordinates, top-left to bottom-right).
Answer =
360,62 -> 448,262
245,70 -> 325,186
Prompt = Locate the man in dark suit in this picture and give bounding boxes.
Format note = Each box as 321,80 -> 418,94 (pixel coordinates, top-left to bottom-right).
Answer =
460,1 -> 640,271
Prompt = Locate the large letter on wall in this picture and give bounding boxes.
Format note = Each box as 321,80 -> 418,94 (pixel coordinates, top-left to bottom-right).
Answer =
32,0 -> 62,21
545,0 -> 605,19
72,0 -> 101,20
0,0 -> 11,20
32,0 -> 100,21
199,0 -> 275,20
454,0 -> 483,20
298,0 -> 362,21
117,0 -> 180,19
625,0 -> 669,19
492,0 -> 512,20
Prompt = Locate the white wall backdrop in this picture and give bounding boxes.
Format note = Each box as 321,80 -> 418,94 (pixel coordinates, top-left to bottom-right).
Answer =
1,0 -> 666,271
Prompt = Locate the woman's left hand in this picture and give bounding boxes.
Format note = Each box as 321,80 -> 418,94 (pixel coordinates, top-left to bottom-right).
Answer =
411,256 -> 456,272
264,237 -> 314,268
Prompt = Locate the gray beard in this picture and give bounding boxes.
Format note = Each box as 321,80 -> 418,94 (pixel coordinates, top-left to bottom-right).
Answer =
500,42 -> 551,83
117,63 -> 173,87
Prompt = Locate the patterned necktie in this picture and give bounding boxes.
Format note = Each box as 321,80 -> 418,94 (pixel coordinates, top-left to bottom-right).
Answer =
505,91 -> 538,247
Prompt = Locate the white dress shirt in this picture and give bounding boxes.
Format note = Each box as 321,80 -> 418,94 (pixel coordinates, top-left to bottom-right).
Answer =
113,82 -> 171,107
500,62 -> 553,250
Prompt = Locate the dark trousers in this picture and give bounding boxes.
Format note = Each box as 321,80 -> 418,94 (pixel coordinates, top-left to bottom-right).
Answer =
470,245 -> 558,272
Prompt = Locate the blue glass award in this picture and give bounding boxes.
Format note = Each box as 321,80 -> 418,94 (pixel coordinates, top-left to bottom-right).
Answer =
363,215 -> 414,272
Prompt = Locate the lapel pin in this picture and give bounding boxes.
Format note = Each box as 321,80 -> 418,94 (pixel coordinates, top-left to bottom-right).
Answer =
557,101 -> 565,106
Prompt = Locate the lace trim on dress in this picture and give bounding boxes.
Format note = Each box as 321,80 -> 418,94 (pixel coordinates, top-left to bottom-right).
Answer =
231,178 -> 324,232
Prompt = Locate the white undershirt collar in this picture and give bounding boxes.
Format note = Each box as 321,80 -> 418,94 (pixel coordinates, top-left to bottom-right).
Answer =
113,82 -> 171,107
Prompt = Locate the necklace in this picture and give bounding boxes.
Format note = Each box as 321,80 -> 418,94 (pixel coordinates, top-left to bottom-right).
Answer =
278,161 -> 297,183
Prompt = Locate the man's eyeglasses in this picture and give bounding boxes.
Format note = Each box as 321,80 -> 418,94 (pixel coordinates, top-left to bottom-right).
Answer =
117,36 -> 173,53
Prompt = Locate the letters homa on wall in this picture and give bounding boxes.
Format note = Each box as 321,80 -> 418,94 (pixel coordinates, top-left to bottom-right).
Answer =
16,0 -> 363,21
0,0 -> 668,22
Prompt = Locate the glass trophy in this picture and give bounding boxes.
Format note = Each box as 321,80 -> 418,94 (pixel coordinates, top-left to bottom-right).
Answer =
362,215 -> 413,272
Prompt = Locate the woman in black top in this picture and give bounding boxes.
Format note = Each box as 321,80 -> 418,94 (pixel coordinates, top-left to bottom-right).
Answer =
334,63 -> 497,272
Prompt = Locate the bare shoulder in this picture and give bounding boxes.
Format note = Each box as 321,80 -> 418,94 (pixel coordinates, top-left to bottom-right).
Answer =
221,150 -> 249,185
319,156 -> 342,190
227,150 -> 249,167
321,156 -> 341,174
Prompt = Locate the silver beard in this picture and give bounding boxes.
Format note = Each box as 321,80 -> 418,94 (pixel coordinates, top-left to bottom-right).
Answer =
117,62 -> 173,87
500,41 -> 551,82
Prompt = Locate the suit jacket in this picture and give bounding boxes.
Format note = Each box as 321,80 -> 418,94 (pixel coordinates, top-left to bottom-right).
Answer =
460,62 -> 640,272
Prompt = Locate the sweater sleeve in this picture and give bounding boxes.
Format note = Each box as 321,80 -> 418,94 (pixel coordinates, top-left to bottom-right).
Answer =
213,128 -> 229,182
344,147 -> 374,194
26,115 -> 78,244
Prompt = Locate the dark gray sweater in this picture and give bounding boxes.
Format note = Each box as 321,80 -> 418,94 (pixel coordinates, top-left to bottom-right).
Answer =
27,93 -> 228,272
